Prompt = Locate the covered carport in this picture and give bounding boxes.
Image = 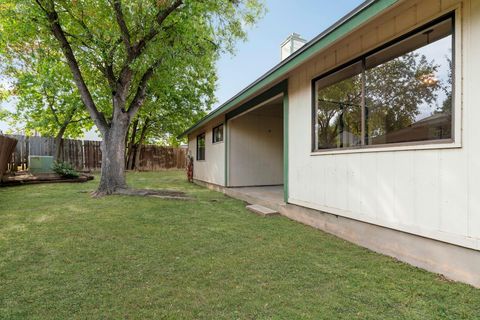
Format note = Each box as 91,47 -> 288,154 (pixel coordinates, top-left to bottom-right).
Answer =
224,80 -> 288,203
227,95 -> 284,187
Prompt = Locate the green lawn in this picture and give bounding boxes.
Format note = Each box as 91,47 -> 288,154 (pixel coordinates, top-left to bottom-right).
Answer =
0,171 -> 479,319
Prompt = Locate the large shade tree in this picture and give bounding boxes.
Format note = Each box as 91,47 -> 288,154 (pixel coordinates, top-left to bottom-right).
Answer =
0,0 -> 263,195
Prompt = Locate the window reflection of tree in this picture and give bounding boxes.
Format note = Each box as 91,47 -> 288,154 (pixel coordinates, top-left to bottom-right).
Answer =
366,51 -> 447,144
317,75 -> 362,149
314,20 -> 453,150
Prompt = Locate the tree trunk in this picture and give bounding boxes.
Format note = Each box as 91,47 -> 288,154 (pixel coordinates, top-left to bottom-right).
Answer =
126,119 -> 138,170
133,119 -> 150,171
54,124 -> 68,161
124,123 -> 130,166
96,113 -> 130,195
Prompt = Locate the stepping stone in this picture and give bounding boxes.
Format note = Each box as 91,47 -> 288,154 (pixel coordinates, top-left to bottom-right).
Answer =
246,204 -> 279,217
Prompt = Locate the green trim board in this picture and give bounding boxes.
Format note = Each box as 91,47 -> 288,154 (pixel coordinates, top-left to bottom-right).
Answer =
224,113 -> 228,186
225,80 -> 288,120
283,90 -> 289,203
178,0 -> 399,138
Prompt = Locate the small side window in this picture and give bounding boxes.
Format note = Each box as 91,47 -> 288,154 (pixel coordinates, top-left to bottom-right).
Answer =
196,133 -> 206,160
212,124 -> 224,143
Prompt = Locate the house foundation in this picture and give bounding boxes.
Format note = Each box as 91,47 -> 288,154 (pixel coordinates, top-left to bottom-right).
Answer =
195,179 -> 480,288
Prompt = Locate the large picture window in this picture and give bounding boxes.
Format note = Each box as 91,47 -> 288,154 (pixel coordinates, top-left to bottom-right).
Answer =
196,133 -> 206,160
313,16 -> 454,151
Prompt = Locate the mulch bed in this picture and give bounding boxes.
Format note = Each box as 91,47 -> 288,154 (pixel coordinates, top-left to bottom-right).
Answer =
0,171 -> 94,187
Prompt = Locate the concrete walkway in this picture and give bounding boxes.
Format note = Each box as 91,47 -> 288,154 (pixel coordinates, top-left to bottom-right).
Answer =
224,185 -> 284,211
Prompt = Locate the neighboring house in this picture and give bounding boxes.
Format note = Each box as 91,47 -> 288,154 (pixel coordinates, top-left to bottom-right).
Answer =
180,0 -> 480,287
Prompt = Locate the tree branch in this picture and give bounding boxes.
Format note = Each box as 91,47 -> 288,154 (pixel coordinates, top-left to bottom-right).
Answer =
36,0 -> 108,135
95,38 -> 123,92
70,117 -> 91,124
104,64 -> 117,91
127,60 -> 161,117
64,4 -> 120,93
112,0 -> 132,56
131,0 -> 183,60
43,87 -> 61,125
34,0 -> 47,13
113,0 -> 182,103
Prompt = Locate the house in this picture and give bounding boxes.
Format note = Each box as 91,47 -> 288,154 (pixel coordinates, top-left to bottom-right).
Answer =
179,0 -> 480,287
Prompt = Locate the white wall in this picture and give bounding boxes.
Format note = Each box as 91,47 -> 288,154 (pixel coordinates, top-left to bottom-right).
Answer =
188,120 -> 225,186
287,0 -> 480,250
228,103 -> 283,187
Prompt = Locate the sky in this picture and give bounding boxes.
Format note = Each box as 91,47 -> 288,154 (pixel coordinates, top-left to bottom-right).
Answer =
213,0 -> 364,108
0,0 -> 365,138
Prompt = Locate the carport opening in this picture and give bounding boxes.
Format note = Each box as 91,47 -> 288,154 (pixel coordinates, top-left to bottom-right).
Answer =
227,95 -> 284,188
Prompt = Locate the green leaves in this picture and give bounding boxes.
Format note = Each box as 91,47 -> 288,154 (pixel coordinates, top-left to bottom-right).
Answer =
2,48 -> 93,138
0,0 -> 265,143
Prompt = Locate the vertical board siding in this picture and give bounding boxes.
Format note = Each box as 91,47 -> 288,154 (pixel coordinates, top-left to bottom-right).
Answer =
360,153 -> 378,219
439,149 -> 469,235
189,121 -> 226,186
394,152 -> 416,226
229,111 -> 283,187
288,0 -> 479,249
467,0 -> 480,240
413,151 -> 441,229
375,152 -> 396,222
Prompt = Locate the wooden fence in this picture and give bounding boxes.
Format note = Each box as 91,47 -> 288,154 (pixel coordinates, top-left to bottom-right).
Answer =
8,135 -> 102,171
137,145 -> 187,170
6,135 -> 186,172
0,135 -> 18,181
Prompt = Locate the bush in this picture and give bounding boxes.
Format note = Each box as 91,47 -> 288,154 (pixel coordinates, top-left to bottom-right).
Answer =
52,162 -> 79,178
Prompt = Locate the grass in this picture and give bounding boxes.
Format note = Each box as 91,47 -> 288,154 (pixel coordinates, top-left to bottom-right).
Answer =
0,171 -> 479,319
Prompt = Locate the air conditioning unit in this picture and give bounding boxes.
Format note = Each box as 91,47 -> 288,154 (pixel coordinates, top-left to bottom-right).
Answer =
28,156 -> 54,174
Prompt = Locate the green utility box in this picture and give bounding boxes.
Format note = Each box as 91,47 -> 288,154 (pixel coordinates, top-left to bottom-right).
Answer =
28,156 -> 54,174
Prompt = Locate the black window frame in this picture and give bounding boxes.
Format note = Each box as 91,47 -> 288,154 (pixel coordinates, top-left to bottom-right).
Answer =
311,12 -> 455,152
212,124 -> 224,144
196,132 -> 206,161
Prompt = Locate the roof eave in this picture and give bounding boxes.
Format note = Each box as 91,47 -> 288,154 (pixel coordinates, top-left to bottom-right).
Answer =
179,0 -> 399,139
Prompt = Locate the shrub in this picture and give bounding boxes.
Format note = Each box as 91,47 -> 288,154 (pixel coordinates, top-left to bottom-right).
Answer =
52,162 -> 79,178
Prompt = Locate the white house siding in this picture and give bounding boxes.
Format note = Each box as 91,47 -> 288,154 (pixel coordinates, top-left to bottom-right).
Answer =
188,120 -> 225,186
228,103 -> 284,187
288,0 -> 480,250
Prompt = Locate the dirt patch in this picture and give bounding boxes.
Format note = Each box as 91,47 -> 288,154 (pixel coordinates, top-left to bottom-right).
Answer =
114,188 -> 192,200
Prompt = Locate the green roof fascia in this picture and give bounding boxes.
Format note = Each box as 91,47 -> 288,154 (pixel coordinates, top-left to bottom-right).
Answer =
179,0 -> 399,138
